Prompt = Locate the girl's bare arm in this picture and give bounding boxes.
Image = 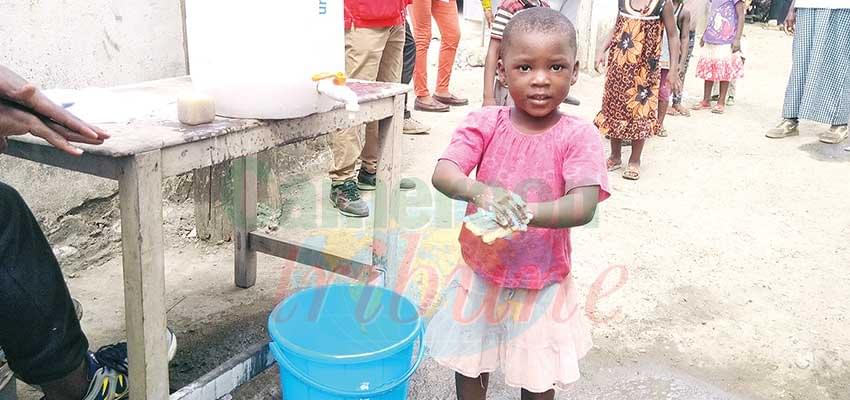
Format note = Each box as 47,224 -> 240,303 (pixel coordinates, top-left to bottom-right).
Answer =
679,10 -> 692,64
733,1 -> 746,51
483,38 -> 502,106
527,186 -> 600,229
661,1 -> 683,92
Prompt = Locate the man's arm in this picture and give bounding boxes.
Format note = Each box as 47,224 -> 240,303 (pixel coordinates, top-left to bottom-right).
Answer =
0,65 -> 109,156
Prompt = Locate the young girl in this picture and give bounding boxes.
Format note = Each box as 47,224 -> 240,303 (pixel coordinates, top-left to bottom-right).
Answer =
428,8 -> 610,400
692,0 -> 745,114
657,0 -> 688,136
594,0 -> 682,181
481,0 -> 581,108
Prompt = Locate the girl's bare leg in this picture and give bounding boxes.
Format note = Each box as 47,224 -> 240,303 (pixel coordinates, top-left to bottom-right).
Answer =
629,138 -> 646,168
702,80 -> 713,104
609,138 -> 623,166
718,81 -> 730,107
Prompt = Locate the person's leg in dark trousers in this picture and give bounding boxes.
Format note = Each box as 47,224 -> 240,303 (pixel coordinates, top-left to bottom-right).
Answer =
0,182 -> 91,399
402,21 -> 430,134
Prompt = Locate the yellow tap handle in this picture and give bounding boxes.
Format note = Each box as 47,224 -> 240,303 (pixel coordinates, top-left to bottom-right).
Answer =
311,72 -> 347,85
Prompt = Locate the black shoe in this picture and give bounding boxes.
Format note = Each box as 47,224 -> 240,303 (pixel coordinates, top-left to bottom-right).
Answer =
358,170 -> 416,191
330,181 -> 369,217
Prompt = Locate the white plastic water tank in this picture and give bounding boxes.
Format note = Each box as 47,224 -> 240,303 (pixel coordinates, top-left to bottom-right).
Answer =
185,0 -> 346,119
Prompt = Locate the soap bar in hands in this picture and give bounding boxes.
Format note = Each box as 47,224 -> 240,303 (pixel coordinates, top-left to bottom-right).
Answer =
463,193 -> 533,245
177,92 -> 215,126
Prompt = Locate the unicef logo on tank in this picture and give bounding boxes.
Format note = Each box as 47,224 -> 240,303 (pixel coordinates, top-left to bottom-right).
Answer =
319,0 -> 328,15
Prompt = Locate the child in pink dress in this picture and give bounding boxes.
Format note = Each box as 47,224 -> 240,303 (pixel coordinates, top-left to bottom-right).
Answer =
428,8 -> 610,399
693,0 -> 745,114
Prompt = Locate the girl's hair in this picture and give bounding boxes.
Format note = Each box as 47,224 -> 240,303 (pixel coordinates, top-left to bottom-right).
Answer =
501,7 -> 577,58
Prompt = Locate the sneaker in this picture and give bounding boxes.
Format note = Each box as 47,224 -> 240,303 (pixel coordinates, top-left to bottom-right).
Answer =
765,119 -> 799,139
562,95 -> 581,106
357,170 -> 416,192
81,328 -> 177,400
330,181 -> 369,217
403,118 -> 430,135
818,125 -> 848,144
726,96 -> 736,106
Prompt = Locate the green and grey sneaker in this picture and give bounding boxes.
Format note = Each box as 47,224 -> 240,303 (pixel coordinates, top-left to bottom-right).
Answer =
330,181 -> 369,218
766,119 -> 799,139
357,170 -> 416,191
81,328 -> 177,400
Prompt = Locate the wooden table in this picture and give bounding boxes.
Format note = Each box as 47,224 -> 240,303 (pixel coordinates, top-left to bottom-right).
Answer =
5,77 -> 408,399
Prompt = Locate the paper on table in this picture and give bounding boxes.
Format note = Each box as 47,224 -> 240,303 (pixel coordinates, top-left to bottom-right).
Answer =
44,88 -> 176,124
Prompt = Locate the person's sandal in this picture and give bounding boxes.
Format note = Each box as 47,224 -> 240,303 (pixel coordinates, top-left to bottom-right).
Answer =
766,119 -> 799,139
414,98 -> 449,112
622,166 -> 640,180
432,94 -> 469,106
711,104 -> 725,114
818,125 -> 848,144
607,158 -> 622,171
691,101 -> 711,111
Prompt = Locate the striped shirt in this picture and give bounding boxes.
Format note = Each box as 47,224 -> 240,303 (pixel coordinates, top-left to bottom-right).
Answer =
491,0 -> 550,40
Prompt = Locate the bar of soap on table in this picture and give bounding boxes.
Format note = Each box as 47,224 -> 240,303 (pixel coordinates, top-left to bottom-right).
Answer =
177,91 -> 215,126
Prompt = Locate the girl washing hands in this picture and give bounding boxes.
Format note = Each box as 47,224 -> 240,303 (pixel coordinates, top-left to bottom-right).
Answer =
427,8 -> 610,399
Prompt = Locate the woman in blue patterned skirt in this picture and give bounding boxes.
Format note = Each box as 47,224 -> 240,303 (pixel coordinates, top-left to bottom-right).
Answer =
766,0 -> 850,146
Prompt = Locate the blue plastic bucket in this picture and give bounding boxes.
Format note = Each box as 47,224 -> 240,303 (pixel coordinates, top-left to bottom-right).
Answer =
268,284 -> 424,399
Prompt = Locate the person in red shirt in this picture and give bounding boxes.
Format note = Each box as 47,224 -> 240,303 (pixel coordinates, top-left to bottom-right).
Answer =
330,0 -> 416,217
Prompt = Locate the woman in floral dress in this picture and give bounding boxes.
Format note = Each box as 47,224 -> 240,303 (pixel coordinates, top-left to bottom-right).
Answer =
594,0 -> 683,180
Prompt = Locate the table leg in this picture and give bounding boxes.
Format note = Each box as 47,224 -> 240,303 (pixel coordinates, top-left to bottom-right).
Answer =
372,95 -> 405,287
118,150 -> 170,399
233,155 -> 258,288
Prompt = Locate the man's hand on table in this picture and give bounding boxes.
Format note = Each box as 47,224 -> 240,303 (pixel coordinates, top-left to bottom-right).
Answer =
0,65 -> 109,156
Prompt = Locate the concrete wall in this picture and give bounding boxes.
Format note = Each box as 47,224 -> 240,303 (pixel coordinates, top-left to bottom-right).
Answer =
0,0 -> 187,89
0,0 -> 188,220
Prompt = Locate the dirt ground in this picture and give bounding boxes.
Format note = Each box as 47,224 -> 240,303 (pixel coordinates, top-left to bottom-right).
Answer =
12,21 -> 850,400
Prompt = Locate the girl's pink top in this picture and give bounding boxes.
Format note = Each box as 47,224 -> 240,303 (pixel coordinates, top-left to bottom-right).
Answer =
440,107 -> 611,289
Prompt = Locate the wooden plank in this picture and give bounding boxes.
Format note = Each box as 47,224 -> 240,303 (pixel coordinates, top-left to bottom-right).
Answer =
371,95 -> 405,287
169,342 -> 275,400
117,150 -> 170,399
233,155 -> 258,288
4,139 -> 122,180
159,97 -> 394,177
249,231 -> 372,280
192,161 -> 234,242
